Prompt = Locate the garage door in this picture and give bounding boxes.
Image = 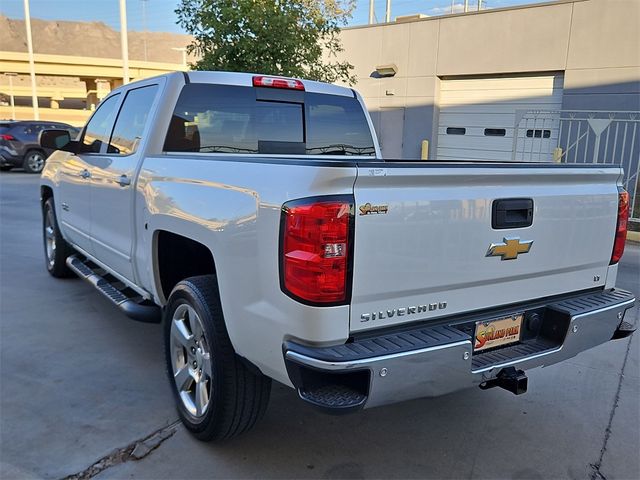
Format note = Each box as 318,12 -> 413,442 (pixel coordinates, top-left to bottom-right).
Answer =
436,74 -> 564,161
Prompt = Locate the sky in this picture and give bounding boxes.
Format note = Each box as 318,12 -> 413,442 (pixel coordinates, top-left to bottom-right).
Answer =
0,0 -> 549,33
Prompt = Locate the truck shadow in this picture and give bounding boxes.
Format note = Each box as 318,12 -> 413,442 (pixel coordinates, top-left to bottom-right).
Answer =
172,348 -> 633,480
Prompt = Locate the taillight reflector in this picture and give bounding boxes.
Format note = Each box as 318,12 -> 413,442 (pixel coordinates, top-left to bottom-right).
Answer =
280,197 -> 353,305
610,188 -> 629,265
253,75 -> 305,91
0,134 -> 15,141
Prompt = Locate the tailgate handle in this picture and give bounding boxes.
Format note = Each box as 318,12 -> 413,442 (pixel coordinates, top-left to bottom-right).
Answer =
492,198 -> 533,229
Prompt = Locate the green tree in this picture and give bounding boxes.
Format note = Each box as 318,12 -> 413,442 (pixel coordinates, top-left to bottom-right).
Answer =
176,0 -> 356,85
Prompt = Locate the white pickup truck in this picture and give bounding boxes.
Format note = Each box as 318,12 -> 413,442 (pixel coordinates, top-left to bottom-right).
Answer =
39,71 -> 635,441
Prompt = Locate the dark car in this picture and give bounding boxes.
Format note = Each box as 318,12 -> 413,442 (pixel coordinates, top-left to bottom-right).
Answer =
0,121 -> 80,173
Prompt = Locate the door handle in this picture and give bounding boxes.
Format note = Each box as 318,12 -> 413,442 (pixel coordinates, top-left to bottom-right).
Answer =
492,198 -> 534,229
79,169 -> 91,179
117,174 -> 131,187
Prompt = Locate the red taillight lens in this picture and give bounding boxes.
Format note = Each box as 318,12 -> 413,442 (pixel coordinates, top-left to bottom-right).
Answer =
610,188 -> 629,265
253,75 -> 305,91
0,134 -> 15,141
281,197 -> 353,305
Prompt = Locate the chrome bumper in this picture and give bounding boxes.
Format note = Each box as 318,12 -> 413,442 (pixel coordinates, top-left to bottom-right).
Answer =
284,289 -> 635,412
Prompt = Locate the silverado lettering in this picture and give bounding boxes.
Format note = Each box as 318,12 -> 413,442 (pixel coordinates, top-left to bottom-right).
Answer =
360,302 -> 448,322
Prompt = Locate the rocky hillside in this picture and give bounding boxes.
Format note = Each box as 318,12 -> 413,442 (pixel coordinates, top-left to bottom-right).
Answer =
0,15 -> 194,64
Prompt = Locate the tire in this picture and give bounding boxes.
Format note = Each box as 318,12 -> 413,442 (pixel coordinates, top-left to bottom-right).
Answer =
23,150 -> 46,174
0,166 -> 12,172
164,275 -> 271,441
43,198 -> 74,278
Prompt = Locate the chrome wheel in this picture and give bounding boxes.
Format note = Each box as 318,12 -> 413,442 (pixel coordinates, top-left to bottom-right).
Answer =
169,304 -> 212,418
45,208 -> 56,269
26,152 -> 45,172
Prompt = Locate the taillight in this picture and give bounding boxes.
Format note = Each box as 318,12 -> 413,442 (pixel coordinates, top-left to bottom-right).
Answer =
0,134 -> 15,141
253,75 -> 305,91
610,188 -> 629,265
280,196 -> 353,305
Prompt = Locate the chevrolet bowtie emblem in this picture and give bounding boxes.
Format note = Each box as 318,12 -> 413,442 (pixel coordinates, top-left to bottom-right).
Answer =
486,237 -> 533,260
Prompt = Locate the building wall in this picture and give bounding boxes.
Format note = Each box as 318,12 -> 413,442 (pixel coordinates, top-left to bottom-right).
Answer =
338,0 -> 640,159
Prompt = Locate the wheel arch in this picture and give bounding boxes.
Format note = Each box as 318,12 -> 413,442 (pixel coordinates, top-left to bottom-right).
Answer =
40,185 -> 54,208
25,147 -> 46,156
153,229 -> 217,305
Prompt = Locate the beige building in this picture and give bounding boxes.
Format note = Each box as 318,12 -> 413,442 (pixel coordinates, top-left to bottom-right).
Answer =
338,0 -> 639,162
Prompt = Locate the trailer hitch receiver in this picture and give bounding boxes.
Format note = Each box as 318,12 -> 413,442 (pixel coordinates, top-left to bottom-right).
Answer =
479,367 -> 528,395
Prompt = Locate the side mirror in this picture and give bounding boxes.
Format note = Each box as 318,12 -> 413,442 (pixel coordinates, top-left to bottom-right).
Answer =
39,129 -> 76,153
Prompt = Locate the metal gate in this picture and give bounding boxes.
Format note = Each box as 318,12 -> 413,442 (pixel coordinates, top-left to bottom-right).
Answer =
513,110 -> 640,224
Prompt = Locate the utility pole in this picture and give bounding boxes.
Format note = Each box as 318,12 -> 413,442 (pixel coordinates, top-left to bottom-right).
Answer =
141,0 -> 148,61
385,0 -> 391,22
23,0 -> 39,120
119,0 -> 130,84
369,0 -> 375,24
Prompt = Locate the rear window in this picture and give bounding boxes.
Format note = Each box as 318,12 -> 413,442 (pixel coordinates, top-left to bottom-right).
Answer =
164,84 -> 375,156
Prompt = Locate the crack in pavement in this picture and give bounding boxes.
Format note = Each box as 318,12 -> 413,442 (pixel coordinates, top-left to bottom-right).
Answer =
60,421 -> 181,480
589,334 -> 634,480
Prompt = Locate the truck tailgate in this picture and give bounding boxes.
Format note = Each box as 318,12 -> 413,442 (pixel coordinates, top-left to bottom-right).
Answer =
351,163 -> 622,332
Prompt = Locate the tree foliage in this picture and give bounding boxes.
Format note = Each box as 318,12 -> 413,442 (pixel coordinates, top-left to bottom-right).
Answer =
176,0 -> 356,85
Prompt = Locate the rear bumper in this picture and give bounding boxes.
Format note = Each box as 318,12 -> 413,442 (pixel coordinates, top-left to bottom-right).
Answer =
284,289 -> 635,413
0,148 -> 22,166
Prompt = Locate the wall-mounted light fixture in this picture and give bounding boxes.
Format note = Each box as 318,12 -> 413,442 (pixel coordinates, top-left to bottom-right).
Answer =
375,64 -> 398,77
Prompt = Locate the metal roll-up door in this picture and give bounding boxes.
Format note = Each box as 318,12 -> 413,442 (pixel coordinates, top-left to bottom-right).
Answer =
436,74 -> 564,161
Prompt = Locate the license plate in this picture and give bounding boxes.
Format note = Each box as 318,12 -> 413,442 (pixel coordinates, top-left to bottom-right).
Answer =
474,314 -> 523,352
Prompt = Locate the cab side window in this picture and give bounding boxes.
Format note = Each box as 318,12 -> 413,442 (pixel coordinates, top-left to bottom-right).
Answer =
107,85 -> 158,155
79,94 -> 121,154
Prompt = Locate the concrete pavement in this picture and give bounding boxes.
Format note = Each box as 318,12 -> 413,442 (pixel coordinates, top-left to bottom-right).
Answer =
0,172 -> 638,479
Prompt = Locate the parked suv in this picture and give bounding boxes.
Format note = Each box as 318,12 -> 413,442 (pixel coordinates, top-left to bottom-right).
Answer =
0,121 -> 79,173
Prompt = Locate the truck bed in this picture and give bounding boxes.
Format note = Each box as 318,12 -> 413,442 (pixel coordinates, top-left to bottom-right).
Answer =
350,160 -> 622,332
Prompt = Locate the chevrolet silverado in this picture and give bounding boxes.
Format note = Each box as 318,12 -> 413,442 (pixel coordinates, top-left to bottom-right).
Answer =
39,71 -> 635,441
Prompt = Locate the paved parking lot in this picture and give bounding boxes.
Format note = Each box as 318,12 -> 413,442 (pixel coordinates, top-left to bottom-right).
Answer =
1,171 -> 638,480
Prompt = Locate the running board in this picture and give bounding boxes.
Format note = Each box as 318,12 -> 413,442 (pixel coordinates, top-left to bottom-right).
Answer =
66,255 -> 161,323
